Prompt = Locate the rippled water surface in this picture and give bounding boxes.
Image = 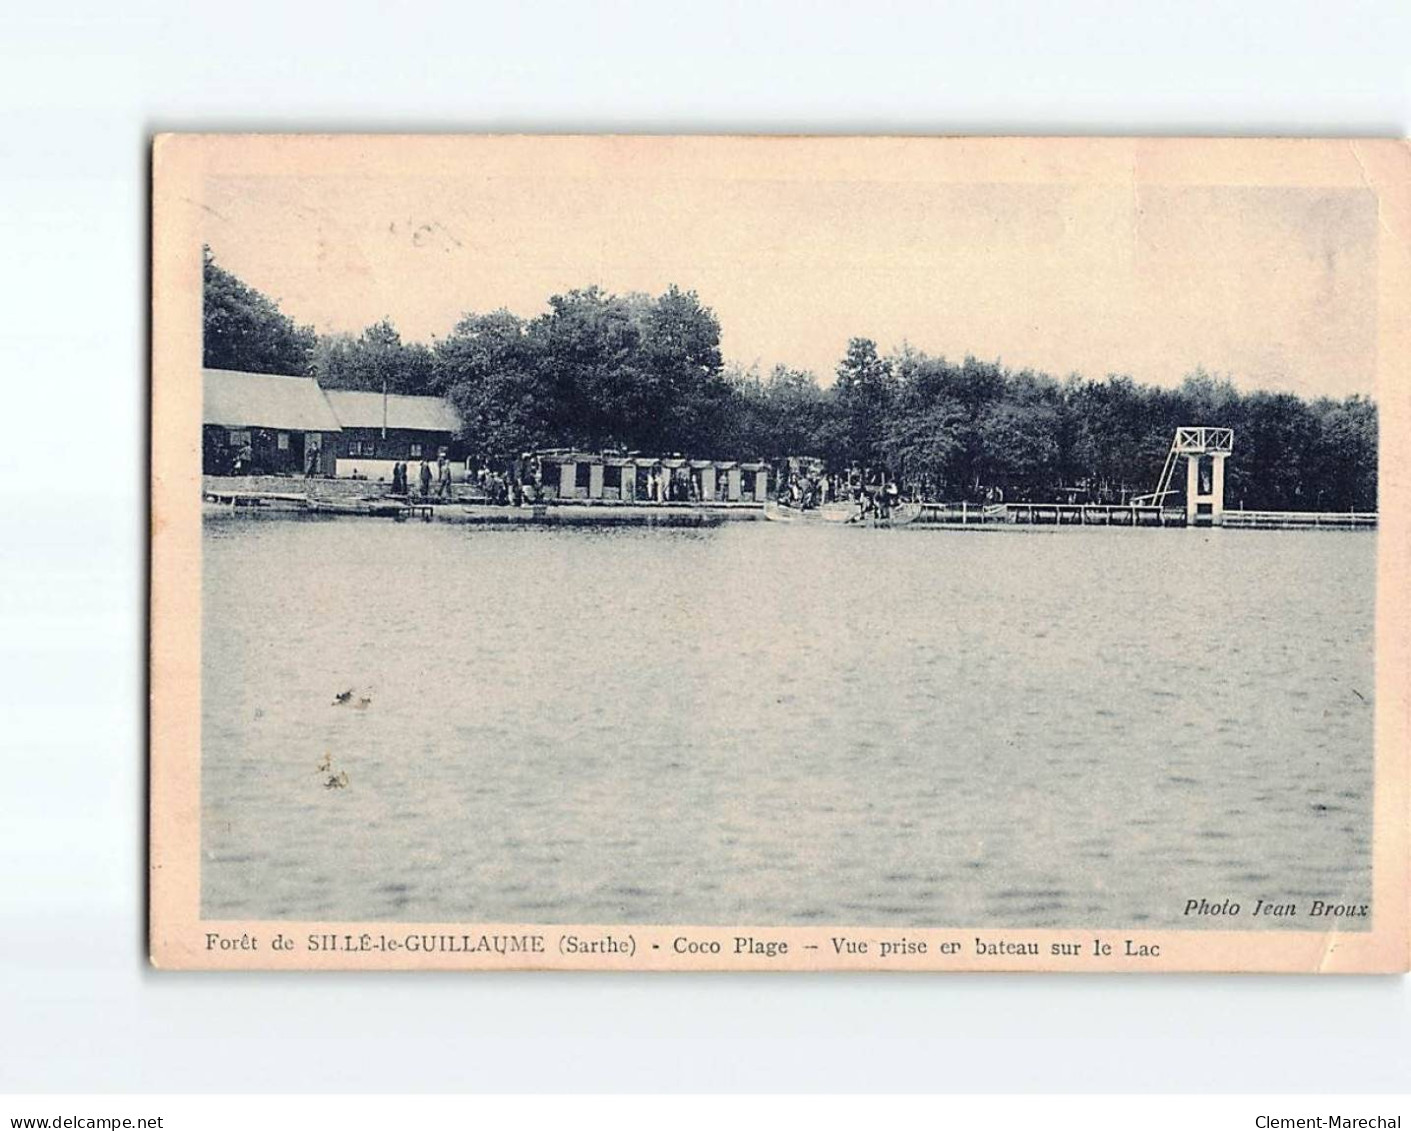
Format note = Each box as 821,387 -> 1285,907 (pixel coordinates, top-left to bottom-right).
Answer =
202,518 -> 1375,928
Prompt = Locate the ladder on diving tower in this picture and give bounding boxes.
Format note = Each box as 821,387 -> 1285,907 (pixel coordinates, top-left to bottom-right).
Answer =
1132,426 -> 1235,521
1133,436 -> 1182,507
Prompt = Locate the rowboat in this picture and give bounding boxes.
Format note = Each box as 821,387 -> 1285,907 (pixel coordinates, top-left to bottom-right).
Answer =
763,500 -> 924,526
764,500 -> 853,522
870,501 -> 923,526
762,500 -> 812,522
818,502 -> 860,523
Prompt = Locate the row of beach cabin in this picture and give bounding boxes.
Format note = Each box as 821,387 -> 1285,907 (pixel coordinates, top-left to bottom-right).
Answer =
533,451 -> 769,503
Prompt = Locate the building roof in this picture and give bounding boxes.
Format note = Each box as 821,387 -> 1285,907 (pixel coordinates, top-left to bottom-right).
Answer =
324,389 -> 461,434
203,369 -> 343,433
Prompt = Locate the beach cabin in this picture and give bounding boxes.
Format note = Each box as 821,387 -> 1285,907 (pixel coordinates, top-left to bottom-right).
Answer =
689,459 -> 716,501
739,461 -> 769,501
202,368 -> 343,476
324,389 -> 463,480
627,457 -> 662,501
603,455 -> 633,501
533,450 -> 601,500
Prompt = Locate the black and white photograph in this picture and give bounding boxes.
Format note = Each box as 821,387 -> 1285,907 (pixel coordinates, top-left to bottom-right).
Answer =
149,135 -> 1408,972
9,0 -> 1411,1118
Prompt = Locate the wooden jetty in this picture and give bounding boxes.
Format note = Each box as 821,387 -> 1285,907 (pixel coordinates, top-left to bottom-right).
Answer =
204,488 -> 308,510
915,501 -> 1008,525
1222,510 -> 1377,530
917,501 -> 1183,527
452,503 -> 727,528
309,497 -> 435,521
204,489 -> 434,521
1005,502 -> 1185,527
913,500 -> 1375,530
203,476 -> 1376,533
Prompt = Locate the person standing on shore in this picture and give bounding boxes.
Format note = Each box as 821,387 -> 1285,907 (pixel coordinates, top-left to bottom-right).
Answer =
419,459 -> 432,499
437,457 -> 452,499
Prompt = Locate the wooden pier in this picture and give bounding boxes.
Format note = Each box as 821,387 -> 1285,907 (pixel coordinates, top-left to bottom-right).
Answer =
205,489 -> 308,509
915,502 -> 1008,525
1222,510 -> 1377,530
1003,502 -> 1184,526
204,485 -> 1377,532
205,489 -> 435,521
915,502 -> 1376,530
918,501 -> 1184,527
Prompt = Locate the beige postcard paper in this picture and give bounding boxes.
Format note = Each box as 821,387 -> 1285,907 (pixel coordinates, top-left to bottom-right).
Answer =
151,135 -> 1409,971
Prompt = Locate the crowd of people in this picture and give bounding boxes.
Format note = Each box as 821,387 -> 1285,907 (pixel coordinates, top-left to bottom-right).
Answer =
388,457 -> 455,500
778,467 -> 907,520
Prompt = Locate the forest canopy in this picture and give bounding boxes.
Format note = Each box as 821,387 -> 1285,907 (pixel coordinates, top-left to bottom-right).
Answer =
202,248 -> 1378,511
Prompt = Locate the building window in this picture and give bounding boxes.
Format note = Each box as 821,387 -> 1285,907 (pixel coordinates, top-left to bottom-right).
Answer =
604,465 -> 622,489
575,462 -> 592,489
410,442 -> 422,458
228,430 -> 250,447
277,432 -> 290,451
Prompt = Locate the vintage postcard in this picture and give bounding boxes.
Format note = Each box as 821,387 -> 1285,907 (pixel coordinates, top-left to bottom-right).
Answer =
151,135 -> 1409,971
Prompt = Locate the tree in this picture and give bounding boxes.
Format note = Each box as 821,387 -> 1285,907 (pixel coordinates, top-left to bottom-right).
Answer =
638,286 -> 728,452
882,350 -> 970,493
310,319 -> 435,395
974,400 -> 1061,497
202,246 -> 315,375
1235,391 -> 1321,510
526,286 -> 644,449
434,309 -> 546,464
833,337 -> 895,469
881,401 -> 967,495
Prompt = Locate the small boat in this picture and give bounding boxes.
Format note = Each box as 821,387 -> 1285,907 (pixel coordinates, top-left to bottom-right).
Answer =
870,501 -> 923,527
834,500 -> 924,526
763,500 -> 812,522
764,499 -> 924,527
818,502 -> 859,523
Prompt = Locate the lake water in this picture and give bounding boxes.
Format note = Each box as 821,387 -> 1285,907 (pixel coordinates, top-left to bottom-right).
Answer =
201,516 -> 1376,929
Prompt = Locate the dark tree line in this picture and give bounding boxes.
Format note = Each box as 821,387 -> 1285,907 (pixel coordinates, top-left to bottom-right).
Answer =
202,248 -> 1378,511
202,247 -> 316,375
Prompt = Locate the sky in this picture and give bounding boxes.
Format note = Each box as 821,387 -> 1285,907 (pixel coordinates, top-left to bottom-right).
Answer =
199,154 -> 1380,399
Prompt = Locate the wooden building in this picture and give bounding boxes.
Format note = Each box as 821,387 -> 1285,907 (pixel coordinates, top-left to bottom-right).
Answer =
202,368 -> 343,476
323,389 -> 463,475
202,369 -> 464,479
